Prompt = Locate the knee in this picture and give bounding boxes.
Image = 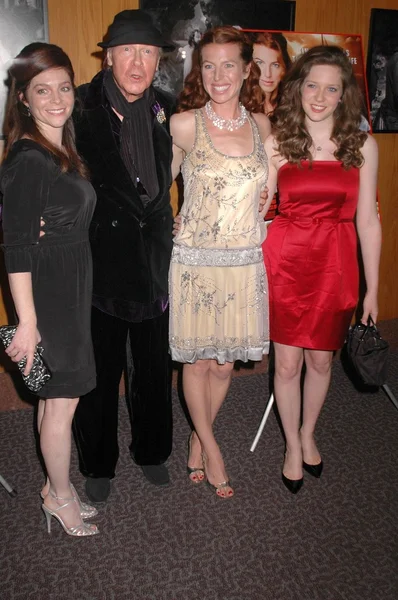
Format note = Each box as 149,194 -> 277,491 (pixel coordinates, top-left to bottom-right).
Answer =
186,360 -> 211,377
210,361 -> 234,380
44,397 -> 79,420
306,356 -> 332,376
275,360 -> 302,383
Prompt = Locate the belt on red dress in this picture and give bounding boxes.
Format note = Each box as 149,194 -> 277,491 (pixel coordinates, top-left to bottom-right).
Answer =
278,212 -> 353,224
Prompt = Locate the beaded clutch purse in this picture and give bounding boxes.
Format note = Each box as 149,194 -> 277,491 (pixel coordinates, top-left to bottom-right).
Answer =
0,325 -> 51,393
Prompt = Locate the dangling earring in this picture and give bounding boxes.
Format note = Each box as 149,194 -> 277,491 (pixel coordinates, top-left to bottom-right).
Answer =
26,105 -> 31,117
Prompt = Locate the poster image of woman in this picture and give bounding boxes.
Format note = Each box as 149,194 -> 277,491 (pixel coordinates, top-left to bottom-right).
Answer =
248,31 -> 292,117
246,31 -> 292,221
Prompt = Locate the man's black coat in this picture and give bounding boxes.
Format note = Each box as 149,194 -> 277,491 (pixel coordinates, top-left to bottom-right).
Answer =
74,71 -> 174,310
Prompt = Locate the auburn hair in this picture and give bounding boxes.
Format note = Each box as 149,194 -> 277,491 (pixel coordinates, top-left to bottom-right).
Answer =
177,26 -> 264,113
3,42 -> 88,177
273,45 -> 367,168
248,31 -> 292,114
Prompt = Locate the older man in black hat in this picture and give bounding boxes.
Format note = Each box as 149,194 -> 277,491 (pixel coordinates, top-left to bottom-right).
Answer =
72,10 -> 175,502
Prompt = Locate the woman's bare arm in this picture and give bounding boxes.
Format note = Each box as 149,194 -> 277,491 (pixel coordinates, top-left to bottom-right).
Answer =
356,134 -> 381,323
7,273 -> 40,374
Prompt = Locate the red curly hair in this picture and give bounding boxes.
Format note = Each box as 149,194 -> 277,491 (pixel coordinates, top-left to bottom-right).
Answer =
248,31 -> 292,115
177,26 -> 264,113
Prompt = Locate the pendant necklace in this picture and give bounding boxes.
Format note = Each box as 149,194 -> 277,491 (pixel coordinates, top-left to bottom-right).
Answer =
313,141 -> 325,152
313,138 -> 331,152
205,101 -> 248,131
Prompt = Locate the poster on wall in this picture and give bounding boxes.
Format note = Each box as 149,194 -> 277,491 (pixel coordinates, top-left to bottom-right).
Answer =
247,30 -> 371,220
0,0 -> 49,140
367,8 -> 398,133
140,0 -> 296,96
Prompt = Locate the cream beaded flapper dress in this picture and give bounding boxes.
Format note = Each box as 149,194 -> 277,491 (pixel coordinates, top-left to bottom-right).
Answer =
169,109 -> 269,364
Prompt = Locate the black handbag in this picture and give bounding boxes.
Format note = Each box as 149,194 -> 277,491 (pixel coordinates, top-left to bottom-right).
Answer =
0,325 -> 51,393
346,317 -> 389,386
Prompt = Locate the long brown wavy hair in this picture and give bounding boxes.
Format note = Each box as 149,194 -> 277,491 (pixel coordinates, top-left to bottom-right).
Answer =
248,32 -> 292,115
177,26 -> 264,113
273,45 -> 367,168
3,42 -> 87,177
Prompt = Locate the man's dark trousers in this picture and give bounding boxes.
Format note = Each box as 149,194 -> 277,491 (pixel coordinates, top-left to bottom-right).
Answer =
73,305 -> 172,478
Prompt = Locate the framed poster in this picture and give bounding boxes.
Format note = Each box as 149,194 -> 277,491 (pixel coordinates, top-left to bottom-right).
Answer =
0,0 -> 49,139
367,8 -> 398,133
140,0 -> 296,95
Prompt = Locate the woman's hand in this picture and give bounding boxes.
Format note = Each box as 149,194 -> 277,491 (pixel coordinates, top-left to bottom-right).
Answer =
361,291 -> 378,325
6,322 -> 41,375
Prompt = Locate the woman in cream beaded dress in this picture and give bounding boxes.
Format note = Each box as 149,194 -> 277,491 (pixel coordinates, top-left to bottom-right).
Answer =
169,26 -> 272,497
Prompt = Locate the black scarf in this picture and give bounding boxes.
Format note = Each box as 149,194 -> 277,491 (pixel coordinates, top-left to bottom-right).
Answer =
103,69 -> 159,202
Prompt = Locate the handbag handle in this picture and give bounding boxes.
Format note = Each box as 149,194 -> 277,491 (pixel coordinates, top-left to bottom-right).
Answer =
368,315 -> 377,328
360,316 -> 378,334
352,316 -> 379,354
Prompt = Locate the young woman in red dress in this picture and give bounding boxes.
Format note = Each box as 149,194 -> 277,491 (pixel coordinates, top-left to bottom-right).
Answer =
263,46 -> 381,493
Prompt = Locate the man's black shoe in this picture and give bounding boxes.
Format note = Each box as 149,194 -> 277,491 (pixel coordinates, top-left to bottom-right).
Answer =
141,464 -> 170,486
85,477 -> 111,502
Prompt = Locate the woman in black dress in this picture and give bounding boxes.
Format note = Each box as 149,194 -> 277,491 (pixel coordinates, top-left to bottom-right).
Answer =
0,43 -> 98,536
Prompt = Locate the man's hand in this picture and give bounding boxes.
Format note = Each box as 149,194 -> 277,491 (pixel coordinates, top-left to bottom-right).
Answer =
173,214 -> 182,236
259,187 -> 269,213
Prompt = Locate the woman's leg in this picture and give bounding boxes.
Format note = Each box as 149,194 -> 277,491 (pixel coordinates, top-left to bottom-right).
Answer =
188,360 -> 234,461
185,361 -> 211,476
273,343 -> 304,479
37,398 -> 45,431
40,397 -> 96,531
300,349 -> 333,464
37,399 -> 50,496
208,360 -> 234,422
183,360 -> 234,496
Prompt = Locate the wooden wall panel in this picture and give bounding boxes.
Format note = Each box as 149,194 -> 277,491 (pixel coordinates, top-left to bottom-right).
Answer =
47,0 -> 104,85
102,0 -> 139,37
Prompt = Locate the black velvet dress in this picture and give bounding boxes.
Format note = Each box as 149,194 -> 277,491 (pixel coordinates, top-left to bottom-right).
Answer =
0,139 -> 96,398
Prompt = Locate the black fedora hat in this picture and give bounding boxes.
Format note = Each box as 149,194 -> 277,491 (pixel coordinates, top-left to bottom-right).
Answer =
98,9 -> 174,51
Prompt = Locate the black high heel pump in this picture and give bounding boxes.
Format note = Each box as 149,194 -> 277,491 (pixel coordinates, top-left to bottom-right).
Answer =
303,460 -> 323,479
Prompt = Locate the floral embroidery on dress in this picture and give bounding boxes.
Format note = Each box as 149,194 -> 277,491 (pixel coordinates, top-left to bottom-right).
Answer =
180,271 -> 236,325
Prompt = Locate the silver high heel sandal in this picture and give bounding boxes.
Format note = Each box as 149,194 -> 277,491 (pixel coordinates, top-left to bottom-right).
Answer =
202,453 -> 234,499
40,483 -> 98,519
187,432 -> 205,484
42,491 -> 99,537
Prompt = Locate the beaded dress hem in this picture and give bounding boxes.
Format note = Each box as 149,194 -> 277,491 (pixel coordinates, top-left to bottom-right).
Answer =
170,343 -> 270,365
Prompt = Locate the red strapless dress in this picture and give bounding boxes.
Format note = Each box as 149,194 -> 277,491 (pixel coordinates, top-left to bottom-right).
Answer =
263,161 -> 360,350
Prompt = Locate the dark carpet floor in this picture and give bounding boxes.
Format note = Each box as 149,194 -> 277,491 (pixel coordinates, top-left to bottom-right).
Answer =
1,355 -> 398,600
